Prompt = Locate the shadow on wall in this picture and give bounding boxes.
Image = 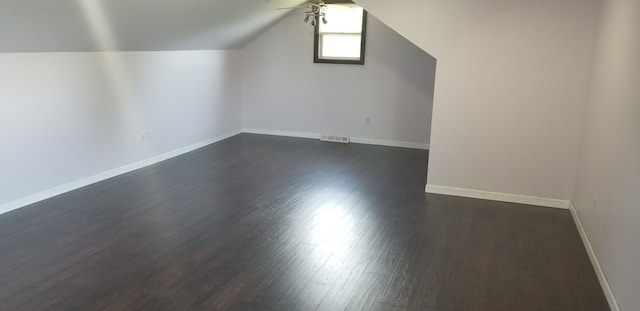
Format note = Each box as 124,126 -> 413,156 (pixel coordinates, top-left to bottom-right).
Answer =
365,17 -> 437,144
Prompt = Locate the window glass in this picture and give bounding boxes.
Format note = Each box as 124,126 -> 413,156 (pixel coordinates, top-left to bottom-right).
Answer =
314,5 -> 367,65
319,34 -> 362,59
319,7 -> 363,33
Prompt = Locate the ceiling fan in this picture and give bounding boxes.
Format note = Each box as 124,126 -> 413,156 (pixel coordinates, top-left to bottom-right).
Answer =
278,0 -> 355,26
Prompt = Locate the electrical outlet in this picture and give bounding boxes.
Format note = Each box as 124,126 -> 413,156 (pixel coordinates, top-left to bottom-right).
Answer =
132,130 -> 152,145
141,130 -> 152,143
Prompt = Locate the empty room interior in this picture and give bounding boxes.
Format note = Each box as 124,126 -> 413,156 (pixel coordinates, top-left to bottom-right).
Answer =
0,0 -> 638,310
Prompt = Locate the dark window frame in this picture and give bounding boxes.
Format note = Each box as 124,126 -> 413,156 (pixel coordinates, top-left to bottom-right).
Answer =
314,10 -> 368,65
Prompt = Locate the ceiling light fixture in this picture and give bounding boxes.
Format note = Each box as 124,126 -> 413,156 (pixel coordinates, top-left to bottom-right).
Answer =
290,1 -> 327,26
303,7 -> 325,26
279,1 -> 354,26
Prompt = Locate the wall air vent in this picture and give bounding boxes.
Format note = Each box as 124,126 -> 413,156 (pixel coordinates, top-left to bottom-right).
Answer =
320,134 -> 350,143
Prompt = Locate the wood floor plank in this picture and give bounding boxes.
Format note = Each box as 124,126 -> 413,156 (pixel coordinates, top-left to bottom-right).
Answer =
0,134 -> 610,310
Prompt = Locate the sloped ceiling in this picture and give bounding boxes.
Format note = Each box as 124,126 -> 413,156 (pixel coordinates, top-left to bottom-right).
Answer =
0,0 -> 307,52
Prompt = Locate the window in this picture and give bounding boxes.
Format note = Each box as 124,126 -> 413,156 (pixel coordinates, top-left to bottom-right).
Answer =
314,6 -> 367,65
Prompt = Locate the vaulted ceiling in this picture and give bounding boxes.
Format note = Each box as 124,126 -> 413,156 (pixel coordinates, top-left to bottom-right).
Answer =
0,0 -> 307,52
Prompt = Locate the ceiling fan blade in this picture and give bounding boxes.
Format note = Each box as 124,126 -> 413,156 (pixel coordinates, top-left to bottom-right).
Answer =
277,6 -> 309,10
276,1 -> 356,12
277,0 -> 332,10
323,0 -> 354,4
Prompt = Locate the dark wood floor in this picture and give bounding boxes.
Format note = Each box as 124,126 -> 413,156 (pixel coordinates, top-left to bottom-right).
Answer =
0,134 -> 609,310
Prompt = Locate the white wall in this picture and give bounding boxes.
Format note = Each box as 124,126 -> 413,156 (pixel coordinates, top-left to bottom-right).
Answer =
0,50 -> 242,207
573,0 -> 640,309
355,0 -> 599,201
242,12 -> 436,146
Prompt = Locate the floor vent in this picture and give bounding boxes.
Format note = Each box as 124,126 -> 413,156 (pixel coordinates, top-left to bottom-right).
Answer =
321,135 -> 350,143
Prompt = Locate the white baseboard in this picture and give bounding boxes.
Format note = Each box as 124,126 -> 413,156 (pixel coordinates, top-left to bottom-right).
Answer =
0,129 -> 241,216
242,128 -> 429,150
425,184 -> 570,209
242,128 -> 319,140
569,202 -> 620,311
350,137 -> 429,150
